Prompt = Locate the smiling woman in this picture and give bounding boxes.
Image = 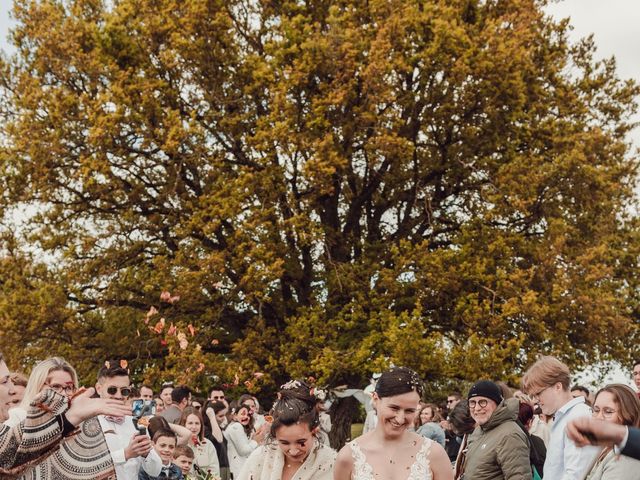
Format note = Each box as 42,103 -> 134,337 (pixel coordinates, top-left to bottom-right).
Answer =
334,367 -> 453,480
3,357 -> 77,428
0,354 -> 16,422
236,380 -> 336,480
0,351 -> 131,478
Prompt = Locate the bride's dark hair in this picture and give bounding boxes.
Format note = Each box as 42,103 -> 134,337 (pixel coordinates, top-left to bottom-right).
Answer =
269,379 -> 320,438
375,367 -> 424,398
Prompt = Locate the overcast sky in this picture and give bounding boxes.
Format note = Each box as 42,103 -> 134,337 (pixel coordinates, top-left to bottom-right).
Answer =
0,1 -> 637,386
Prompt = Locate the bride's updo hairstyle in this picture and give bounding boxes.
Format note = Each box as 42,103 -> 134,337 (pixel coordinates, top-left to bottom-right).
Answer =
375,367 -> 424,398
269,379 -> 320,438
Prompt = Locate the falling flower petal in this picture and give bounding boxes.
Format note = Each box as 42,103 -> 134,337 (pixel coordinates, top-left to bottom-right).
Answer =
253,372 -> 264,379
167,324 -> 177,336
197,363 -> 205,372
153,320 -> 164,334
244,380 -> 253,389
179,338 -> 189,349
136,329 -> 140,337
188,324 -> 196,336
213,281 -> 223,289
233,373 -> 240,386
211,339 -> 219,345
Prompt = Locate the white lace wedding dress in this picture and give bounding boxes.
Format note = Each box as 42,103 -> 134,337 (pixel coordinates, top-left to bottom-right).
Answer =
348,438 -> 433,480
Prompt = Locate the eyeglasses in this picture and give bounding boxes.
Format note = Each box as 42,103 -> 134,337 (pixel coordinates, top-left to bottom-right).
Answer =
593,407 -> 618,419
46,383 -> 76,395
531,386 -> 552,401
106,386 -> 132,397
446,399 -> 456,404
468,399 -> 489,409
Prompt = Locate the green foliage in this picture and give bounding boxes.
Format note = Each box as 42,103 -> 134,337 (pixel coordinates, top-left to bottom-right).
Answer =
0,0 -> 638,400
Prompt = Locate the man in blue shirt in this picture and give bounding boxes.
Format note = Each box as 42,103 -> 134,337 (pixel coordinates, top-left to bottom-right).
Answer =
522,355 -> 599,480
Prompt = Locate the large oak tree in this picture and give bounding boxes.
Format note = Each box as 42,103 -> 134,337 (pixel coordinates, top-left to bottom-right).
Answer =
1,0 -> 639,446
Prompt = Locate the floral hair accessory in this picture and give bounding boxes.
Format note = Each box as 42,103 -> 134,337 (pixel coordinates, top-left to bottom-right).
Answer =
280,379 -> 302,390
310,387 -> 327,401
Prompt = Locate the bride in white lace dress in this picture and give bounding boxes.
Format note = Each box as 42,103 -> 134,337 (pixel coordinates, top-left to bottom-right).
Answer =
334,367 -> 453,480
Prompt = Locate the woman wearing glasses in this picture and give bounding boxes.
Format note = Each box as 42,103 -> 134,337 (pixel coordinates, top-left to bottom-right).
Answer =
0,353 -> 130,478
4,357 -> 78,427
584,384 -> 640,480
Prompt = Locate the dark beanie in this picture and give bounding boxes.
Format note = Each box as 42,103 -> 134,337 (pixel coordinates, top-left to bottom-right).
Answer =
467,380 -> 503,406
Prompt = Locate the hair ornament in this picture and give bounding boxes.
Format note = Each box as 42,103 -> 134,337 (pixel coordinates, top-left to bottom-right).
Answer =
281,379 -> 302,390
310,387 -> 327,401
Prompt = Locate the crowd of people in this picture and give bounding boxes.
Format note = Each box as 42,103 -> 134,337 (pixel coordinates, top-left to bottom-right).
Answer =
1,351 -> 640,480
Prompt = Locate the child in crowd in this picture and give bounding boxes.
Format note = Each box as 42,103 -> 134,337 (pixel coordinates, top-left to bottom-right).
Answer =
139,429 -> 184,480
173,445 -> 195,477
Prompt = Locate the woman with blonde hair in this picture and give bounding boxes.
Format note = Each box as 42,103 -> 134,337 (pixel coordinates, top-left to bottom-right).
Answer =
585,384 -> 640,479
5,357 -> 78,427
0,351 -> 130,478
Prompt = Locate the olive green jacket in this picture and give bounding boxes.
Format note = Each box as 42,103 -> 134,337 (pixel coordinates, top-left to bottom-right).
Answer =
462,397 -> 531,480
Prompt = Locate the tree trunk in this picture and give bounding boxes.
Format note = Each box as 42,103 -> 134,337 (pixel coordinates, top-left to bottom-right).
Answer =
328,395 -> 361,450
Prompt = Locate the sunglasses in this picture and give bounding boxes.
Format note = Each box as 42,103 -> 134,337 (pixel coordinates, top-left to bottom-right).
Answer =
106,386 -> 132,397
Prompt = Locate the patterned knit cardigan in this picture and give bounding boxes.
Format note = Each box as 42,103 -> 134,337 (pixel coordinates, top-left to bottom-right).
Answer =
0,390 -> 116,480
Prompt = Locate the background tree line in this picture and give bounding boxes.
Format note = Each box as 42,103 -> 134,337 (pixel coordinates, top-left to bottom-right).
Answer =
0,0 -> 639,447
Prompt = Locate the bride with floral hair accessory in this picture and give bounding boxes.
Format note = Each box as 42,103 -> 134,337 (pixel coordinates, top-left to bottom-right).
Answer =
334,367 -> 453,480
236,379 -> 336,480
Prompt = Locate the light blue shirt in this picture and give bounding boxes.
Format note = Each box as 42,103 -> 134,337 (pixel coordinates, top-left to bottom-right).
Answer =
544,396 -> 600,480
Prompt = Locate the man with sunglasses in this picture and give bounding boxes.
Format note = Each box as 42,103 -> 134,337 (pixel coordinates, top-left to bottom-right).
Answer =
442,391 -> 462,462
95,362 -> 162,479
209,385 -> 228,407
